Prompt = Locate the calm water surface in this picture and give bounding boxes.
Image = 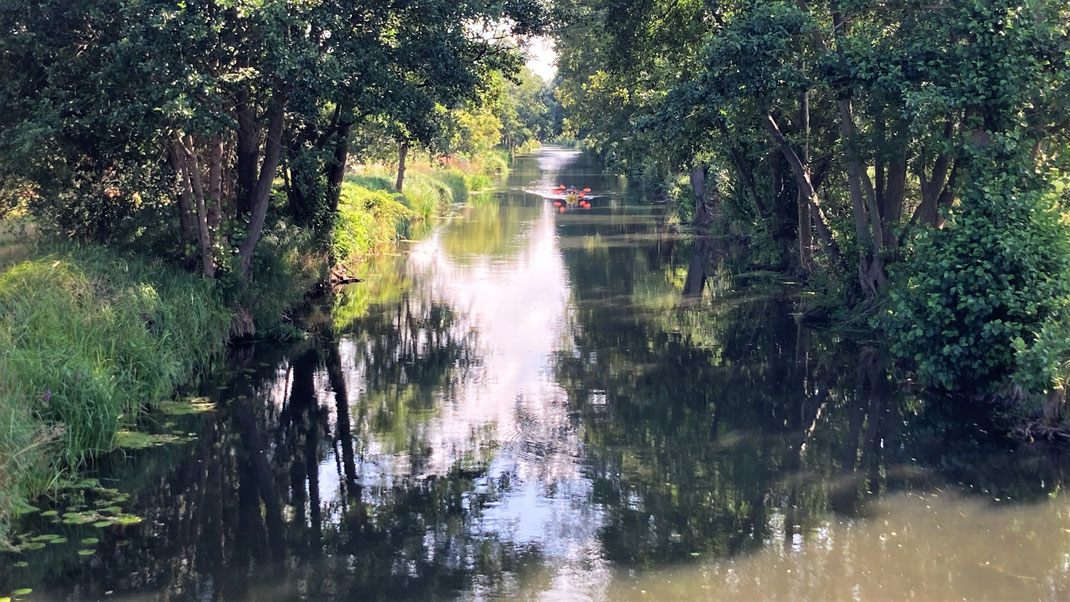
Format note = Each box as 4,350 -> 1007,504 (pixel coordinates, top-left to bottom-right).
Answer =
3,148 -> 1069,600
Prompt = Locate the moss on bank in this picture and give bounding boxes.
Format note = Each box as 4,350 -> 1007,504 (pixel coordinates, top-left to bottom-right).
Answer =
0,245 -> 233,540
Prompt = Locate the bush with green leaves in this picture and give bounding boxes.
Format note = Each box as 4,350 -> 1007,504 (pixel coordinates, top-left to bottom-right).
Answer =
884,156 -> 1070,392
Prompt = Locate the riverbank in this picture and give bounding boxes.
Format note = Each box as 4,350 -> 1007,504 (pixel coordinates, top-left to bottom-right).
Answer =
0,154 -> 509,543
0,245 -> 232,537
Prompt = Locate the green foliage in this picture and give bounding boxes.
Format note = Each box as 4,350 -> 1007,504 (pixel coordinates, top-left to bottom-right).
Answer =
344,174 -> 395,193
666,173 -> 696,224
885,168 -> 1070,392
1011,317 -> 1070,402
439,170 -> 469,204
222,222 -> 327,335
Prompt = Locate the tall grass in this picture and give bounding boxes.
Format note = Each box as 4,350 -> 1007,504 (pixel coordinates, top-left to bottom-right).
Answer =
333,183 -> 415,265
0,244 -> 232,539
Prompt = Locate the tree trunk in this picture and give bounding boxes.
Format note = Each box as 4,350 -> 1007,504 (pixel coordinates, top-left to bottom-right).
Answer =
326,121 -> 352,215
208,135 -> 224,232
935,164 -> 958,227
1043,386 -> 1065,424
174,136 -> 216,278
238,91 -> 288,279
837,98 -> 885,297
235,94 -> 260,217
395,141 -> 409,193
761,110 -> 842,265
882,154 -> 908,245
168,144 -> 197,249
797,90 -> 814,273
690,163 -> 715,226
715,119 -> 768,218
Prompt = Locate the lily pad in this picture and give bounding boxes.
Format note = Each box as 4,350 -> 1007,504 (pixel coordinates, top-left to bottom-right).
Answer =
50,537 -> 68,544
77,549 -> 95,556
115,430 -> 181,449
158,398 -> 215,415
63,517 -> 93,526
40,510 -> 58,517
92,521 -> 112,528
21,542 -> 45,551
12,589 -> 32,596
81,537 -> 99,545
110,515 -> 142,526
13,561 -> 28,568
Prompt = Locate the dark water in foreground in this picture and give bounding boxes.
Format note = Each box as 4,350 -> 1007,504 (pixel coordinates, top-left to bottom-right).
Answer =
3,148 -> 1070,600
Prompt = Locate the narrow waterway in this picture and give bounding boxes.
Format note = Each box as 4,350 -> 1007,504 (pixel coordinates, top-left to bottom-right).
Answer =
3,148 -> 1069,600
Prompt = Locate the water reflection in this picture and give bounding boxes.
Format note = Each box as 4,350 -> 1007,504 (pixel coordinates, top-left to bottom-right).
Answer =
4,147 -> 1069,600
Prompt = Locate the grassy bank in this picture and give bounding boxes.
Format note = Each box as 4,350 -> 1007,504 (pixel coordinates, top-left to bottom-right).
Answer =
333,153 -> 507,266
0,245 -> 232,540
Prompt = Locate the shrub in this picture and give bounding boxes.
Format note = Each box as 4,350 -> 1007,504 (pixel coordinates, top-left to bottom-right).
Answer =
883,164 -> 1070,392
439,170 -> 469,204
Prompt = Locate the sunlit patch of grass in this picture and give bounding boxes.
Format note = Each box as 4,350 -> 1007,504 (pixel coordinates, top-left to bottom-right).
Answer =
332,183 -> 415,266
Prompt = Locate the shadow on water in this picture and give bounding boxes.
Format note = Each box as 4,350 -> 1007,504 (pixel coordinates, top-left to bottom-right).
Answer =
3,147 -> 1069,600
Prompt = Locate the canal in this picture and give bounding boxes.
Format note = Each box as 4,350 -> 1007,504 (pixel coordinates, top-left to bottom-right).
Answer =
2,147 -> 1068,600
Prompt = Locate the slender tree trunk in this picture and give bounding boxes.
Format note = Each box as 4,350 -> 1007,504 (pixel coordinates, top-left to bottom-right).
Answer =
882,154 -> 908,245
912,119 -> 957,228
235,94 -> 260,217
797,91 -> 814,273
691,163 -> 715,226
238,91 -> 288,279
326,121 -> 352,215
715,119 -> 769,218
168,144 -> 197,249
761,111 -> 842,265
175,135 -> 216,278
837,98 -> 885,297
208,135 -> 224,232
395,141 -> 409,193
935,164 -> 958,227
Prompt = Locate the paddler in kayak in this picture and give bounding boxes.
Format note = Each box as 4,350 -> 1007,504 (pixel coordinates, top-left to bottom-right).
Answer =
564,186 -> 581,205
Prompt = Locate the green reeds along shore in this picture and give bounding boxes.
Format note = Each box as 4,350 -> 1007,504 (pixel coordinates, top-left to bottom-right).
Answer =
0,245 -> 231,540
